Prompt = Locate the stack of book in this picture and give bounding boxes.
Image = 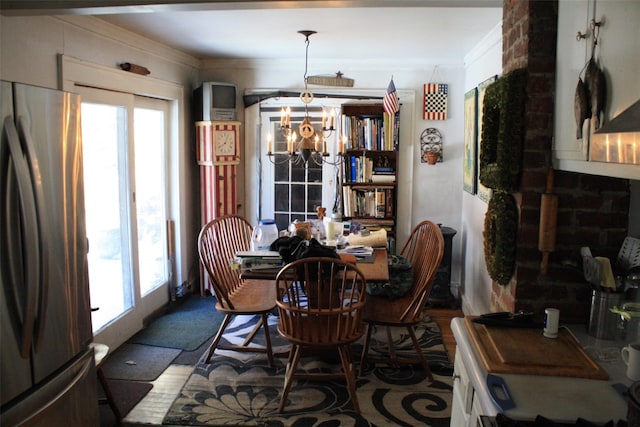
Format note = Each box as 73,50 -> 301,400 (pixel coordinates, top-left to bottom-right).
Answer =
234,250 -> 283,272
370,167 -> 395,183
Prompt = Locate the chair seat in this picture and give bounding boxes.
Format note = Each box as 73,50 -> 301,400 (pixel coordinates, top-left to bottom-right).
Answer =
362,294 -> 425,326
89,342 -> 109,367
216,279 -> 277,314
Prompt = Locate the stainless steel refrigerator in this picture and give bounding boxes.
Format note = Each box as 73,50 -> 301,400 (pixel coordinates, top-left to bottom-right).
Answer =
1,81 -> 99,426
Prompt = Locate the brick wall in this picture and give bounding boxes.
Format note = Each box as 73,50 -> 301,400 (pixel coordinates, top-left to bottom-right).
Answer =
494,0 -> 630,322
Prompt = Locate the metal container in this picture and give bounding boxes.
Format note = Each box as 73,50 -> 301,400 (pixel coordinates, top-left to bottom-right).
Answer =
611,302 -> 640,342
588,290 -> 624,340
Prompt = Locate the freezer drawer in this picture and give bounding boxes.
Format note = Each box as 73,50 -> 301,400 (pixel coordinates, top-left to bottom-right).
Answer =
1,348 -> 99,427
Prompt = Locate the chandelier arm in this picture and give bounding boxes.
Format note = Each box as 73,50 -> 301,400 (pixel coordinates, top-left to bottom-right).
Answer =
267,153 -> 298,165
309,154 -> 342,167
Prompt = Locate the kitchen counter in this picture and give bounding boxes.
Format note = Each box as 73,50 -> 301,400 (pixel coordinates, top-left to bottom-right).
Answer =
451,317 -> 629,423
569,323 -> 632,388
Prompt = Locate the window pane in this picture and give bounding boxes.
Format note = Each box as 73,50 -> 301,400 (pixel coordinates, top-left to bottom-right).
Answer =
81,103 -> 131,332
134,107 -> 168,295
274,184 -> 289,211
291,162 -> 305,182
291,184 -> 306,210
275,213 -> 289,231
307,185 -> 322,212
308,161 -> 322,182
274,161 -> 289,181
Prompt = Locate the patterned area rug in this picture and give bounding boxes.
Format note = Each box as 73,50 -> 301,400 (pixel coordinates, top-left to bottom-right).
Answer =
163,313 -> 453,426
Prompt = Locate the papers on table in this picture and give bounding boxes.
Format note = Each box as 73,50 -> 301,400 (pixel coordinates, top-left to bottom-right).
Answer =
236,250 -> 281,258
234,251 -> 283,272
338,245 -> 374,255
338,246 -> 376,263
347,229 -> 387,248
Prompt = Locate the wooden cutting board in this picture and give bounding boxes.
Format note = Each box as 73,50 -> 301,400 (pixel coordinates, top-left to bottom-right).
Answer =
464,317 -> 609,380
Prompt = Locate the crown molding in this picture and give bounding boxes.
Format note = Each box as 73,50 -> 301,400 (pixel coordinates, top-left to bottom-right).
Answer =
464,20 -> 502,68
55,15 -> 201,69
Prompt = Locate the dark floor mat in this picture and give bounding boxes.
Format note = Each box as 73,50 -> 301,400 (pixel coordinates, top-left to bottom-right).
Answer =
99,378 -> 153,427
101,343 -> 181,381
129,296 -> 223,351
172,336 -> 214,365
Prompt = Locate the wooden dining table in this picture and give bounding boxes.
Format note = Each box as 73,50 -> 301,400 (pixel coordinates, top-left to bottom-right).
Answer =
239,248 -> 389,283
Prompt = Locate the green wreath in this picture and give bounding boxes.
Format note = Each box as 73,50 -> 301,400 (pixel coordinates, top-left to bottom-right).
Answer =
479,68 -> 526,192
483,191 -> 518,285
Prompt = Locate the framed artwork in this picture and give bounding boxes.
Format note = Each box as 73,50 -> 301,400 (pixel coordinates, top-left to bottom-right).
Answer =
423,83 -> 448,120
476,75 -> 498,203
463,88 -> 478,194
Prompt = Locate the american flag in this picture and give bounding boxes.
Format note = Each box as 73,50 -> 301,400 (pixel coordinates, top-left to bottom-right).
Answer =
383,78 -> 400,115
423,83 -> 448,120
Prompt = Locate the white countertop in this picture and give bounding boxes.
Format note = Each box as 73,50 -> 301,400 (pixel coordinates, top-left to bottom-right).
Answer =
451,317 -> 629,423
568,323 -> 632,388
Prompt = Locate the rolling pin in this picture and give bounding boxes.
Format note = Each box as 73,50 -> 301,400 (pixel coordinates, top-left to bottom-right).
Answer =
539,168 -> 558,275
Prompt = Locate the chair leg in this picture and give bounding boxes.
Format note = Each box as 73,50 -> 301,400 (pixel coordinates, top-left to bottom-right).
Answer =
241,315 -> 264,346
97,366 -> 123,423
406,325 -> 433,381
238,314 -> 274,367
261,313 -> 274,367
205,313 -> 233,363
338,345 -> 360,414
278,344 -> 302,413
385,325 -> 397,361
359,323 -> 374,376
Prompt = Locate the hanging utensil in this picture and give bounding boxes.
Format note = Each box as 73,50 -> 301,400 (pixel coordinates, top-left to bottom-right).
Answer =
538,168 -> 558,275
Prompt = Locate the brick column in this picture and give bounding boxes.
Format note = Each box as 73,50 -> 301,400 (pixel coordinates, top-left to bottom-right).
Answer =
495,0 -> 630,321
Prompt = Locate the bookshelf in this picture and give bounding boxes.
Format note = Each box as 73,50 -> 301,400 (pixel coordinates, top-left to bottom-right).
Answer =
340,104 -> 399,248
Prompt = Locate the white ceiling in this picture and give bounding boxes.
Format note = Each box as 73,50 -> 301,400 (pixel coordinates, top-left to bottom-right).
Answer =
97,5 -> 503,64
1,1 -> 502,65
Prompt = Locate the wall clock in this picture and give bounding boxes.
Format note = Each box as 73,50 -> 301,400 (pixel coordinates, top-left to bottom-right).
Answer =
213,126 -> 240,164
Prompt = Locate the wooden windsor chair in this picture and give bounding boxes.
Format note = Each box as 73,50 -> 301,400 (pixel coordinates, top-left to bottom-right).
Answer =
274,257 -> 367,414
359,220 -> 444,380
198,215 -> 275,366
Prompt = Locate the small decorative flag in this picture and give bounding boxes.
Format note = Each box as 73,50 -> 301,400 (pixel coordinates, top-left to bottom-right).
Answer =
383,78 -> 400,115
423,83 -> 448,120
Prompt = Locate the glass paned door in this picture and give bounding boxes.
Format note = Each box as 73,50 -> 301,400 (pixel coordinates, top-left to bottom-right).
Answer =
82,101 -> 133,331
134,102 -> 169,295
79,86 -> 170,346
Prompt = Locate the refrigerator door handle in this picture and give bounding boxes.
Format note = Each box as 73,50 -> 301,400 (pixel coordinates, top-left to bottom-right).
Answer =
2,116 -> 39,358
17,116 -> 48,352
0,348 -> 98,427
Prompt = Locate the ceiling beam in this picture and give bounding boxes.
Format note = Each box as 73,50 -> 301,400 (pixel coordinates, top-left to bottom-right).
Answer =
1,0 -> 502,16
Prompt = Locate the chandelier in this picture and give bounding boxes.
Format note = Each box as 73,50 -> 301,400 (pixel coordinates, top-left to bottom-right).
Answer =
266,30 -> 344,166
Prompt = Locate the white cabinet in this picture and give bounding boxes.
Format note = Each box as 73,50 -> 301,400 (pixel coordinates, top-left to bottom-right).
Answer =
553,0 -> 592,162
553,0 -> 640,180
451,350 -> 481,427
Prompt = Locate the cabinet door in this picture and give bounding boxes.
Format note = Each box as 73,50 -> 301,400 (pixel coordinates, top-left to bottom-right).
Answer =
553,0 -> 640,179
451,350 -> 474,427
450,386 -> 470,427
470,392 -> 483,427
553,0 -> 593,162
